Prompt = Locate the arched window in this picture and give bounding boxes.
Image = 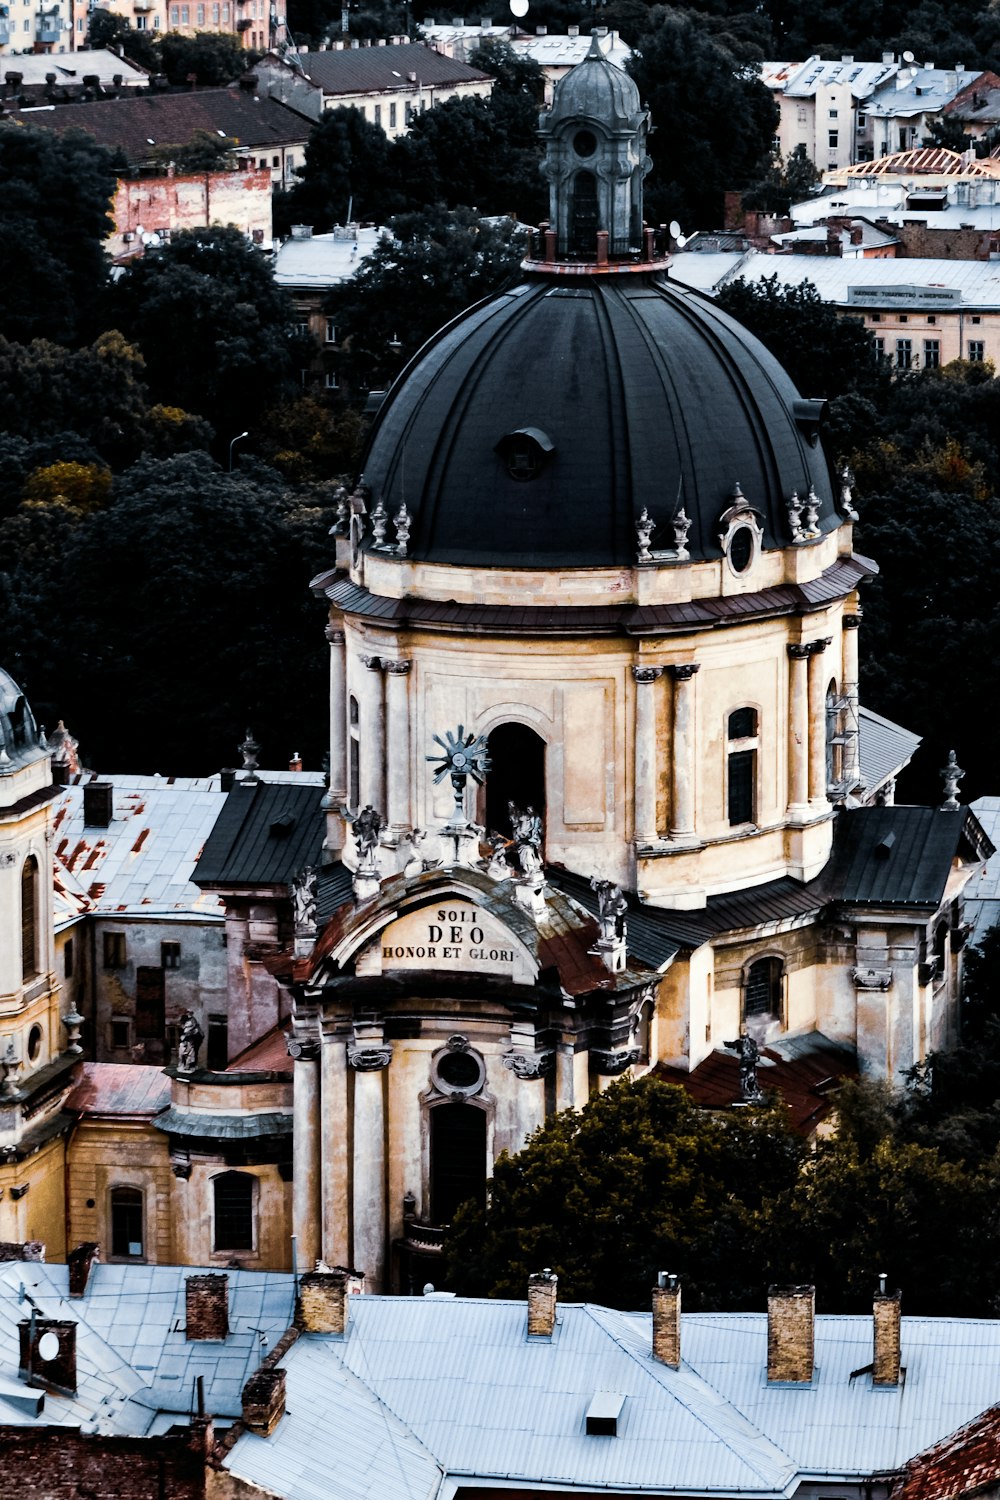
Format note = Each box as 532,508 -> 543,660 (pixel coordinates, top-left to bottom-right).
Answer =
727,709 -> 758,826
483,723 -> 546,842
744,957 -> 783,1023
110,1186 -> 144,1259
430,1103 -> 487,1226
21,856 -> 39,983
213,1171 -> 255,1252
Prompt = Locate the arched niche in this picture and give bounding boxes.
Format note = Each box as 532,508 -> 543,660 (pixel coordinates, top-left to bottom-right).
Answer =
482,722 -> 547,841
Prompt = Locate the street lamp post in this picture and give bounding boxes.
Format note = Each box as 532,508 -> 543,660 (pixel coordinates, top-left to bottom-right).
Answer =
229,430 -> 249,473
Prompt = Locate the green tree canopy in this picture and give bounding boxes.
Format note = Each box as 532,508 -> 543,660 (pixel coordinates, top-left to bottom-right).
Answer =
0,125 -> 121,344
444,1077 -> 805,1309
85,9 -> 160,69
159,31 -> 254,86
111,226 -> 301,442
277,106 -> 400,234
325,207 -> 526,390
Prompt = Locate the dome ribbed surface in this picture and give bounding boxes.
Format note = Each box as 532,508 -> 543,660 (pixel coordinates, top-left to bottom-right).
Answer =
360,275 -> 837,570
545,44 -> 643,131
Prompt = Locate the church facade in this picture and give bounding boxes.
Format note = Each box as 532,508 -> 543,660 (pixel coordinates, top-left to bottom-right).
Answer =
0,38 -> 991,1285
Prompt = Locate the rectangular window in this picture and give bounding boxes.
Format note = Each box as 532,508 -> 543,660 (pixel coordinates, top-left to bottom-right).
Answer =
111,1188 -> 144,1259
405,102 -> 414,125
728,750 -> 756,825
154,12 -> 160,23
927,314 -> 936,325
325,317 -> 337,343
103,931 -> 126,969
829,130 -> 839,148
76,15 -> 82,27
870,312 -> 881,322
374,103 -> 381,127
325,370 -> 339,388
207,1014 -> 229,1071
135,967 -> 166,1041
895,338 -> 912,369
797,106 -> 807,123
874,336 -> 885,359
389,102 -> 397,128
857,112 -> 867,127
181,4 -> 189,20
923,339 -> 940,369
971,315 -> 982,324
110,1018 -> 131,1050
171,4 -> 179,18
272,154 -> 280,168
135,14 -> 146,26
829,107 -> 838,117
64,936 -> 74,979
969,340 -> 985,361
196,2 -> 204,19
222,2 -> 228,15
213,1 -> 219,18
161,940 -> 181,969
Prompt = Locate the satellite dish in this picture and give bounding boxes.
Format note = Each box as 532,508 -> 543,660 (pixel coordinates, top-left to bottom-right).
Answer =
142,232 -> 161,248
675,233 -> 688,248
38,1331 -> 60,1363
509,0 -> 529,16
669,219 -> 681,239
903,50 -> 914,62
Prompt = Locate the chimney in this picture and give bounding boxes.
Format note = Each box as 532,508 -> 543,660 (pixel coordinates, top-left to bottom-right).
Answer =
289,751 -> 302,772
651,1271 -> 681,1368
527,1269 -> 557,1338
220,767 -> 237,792
83,780 -> 113,828
19,1319 -> 77,1394
67,1242 -> 100,1298
186,1273 -> 229,1341
241,1367 -> 287,1435
568,23 -> 578,35
873,1275 -> 901,1386
767,1285 -> 814,1384
535,23 -> 546,33
297,1266 -> 364,1333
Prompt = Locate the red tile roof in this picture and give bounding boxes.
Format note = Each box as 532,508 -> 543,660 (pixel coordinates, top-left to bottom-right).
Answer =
654,1036 -> 856,1134
893,1401 -> 1000,1500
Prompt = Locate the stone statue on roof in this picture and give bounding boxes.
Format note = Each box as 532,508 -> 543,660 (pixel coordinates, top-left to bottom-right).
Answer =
509,802 -> 543,878
177,1011 -> 204,1073
724,1033 -> 764,1104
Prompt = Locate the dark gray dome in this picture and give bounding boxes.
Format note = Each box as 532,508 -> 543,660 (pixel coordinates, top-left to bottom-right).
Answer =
360,273 -> 837,570
545,33 -> 643,132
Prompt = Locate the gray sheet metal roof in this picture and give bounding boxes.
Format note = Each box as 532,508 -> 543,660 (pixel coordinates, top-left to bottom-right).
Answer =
153,1106 -> 292,1138
0,1261 -> 295,1432
828,805 -> 970,908
226,1298 -> 1000,1499
292,42 -> 490,95
859,705 -> 922,792
965,796 -> 1000,942
193,780 -> 325,888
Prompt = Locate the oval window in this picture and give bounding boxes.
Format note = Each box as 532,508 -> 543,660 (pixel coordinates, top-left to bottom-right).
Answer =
728,525 -> 755,574
437,1050 -> 483,1090
574,129 -> 597,158
27,1024 -> 42,1063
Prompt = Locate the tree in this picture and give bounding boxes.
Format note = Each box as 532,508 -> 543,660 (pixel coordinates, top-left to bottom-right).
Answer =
278,107 -> 399,234
111,226 -> 302,442
158,32 -> 253,86
149,131 -> 239,175
0,125 -> 121,345
85,9 -> 160,70
744,144 -> 820,215
443,1077 -> 804,1309
325,208 -> 526,390
627,9 -> 778,230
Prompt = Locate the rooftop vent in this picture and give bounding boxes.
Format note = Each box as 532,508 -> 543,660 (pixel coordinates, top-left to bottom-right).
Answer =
270,813 -> 296,838
585,1392 -> 626,1435
875,831 -> 896,859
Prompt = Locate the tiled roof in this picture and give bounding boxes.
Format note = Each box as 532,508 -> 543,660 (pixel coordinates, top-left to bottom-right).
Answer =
289,42 -> 490,95
66,1063 -> 172,1118
892,1401 -> 1000,1500
10,87 -> 311,163
193,780 -> 325,888
654,1032 -> 858,1133
225,1023 -> 293,1073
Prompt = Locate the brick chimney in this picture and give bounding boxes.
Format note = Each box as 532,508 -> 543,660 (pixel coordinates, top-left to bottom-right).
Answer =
651,1272 -> 681,1368
18,1319 -> 77,1394
186,1273 -> 229,1341
241,1367 -> 287,1435
527,1269 -> 558,1338
767,1285 -> 814,1384
83,779 -> 113,828
873,1275 -> 901,1386
297,1267 -> 364,1334
67,1242 -> 100,1298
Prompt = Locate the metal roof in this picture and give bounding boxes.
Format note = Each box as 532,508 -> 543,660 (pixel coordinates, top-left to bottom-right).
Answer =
193,780 -> 325,889
0,1261 -> 295,1432
290,42 -> 490,96
226,1298 -> 1000,1499
859,705 -> 922,792
965,796 -> 1000,942
274,226 -> 384,289
0,48 -> 149,88
668,250 -> 1000,309
828,805 -> 972,907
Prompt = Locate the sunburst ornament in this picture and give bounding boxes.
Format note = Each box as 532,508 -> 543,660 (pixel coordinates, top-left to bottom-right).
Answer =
427,725 -> 492,826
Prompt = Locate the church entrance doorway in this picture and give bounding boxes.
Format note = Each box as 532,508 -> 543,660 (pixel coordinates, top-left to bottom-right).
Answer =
430,1103 -> 487,1225
482,723 -> 546,843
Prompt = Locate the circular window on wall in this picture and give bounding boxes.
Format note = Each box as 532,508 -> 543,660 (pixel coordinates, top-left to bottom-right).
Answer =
728,525 -> 755,574
27,1025 -> 42,1063
431,1037 -> 486,1098
573,128 -> 597,158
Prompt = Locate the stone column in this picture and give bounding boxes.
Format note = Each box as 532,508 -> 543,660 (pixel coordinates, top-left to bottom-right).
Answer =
349,1043 -> 392,1290
787,645 -> 810,814
321,1033 -> 350,1268
358,654 -> 385,814
324,626 -> 347,851
384,659 -> 412,831
669,664 -> 700,840
807,638 -> 832,806
842,614 -> 862,789
632,665 -> 663,845
290,1041 -> 321,1272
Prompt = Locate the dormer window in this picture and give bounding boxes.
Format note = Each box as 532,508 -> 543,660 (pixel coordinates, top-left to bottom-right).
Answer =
495,427 -> 554,481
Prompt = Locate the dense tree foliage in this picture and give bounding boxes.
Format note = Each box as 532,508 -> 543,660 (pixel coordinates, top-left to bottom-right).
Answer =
0,125 -> 121,345
86,9 -> 161,70
111,226 -> 303,445
277,106 -> 400,234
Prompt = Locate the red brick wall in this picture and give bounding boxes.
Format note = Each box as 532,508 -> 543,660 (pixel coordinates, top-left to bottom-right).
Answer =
0,1426 -> 210,1499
